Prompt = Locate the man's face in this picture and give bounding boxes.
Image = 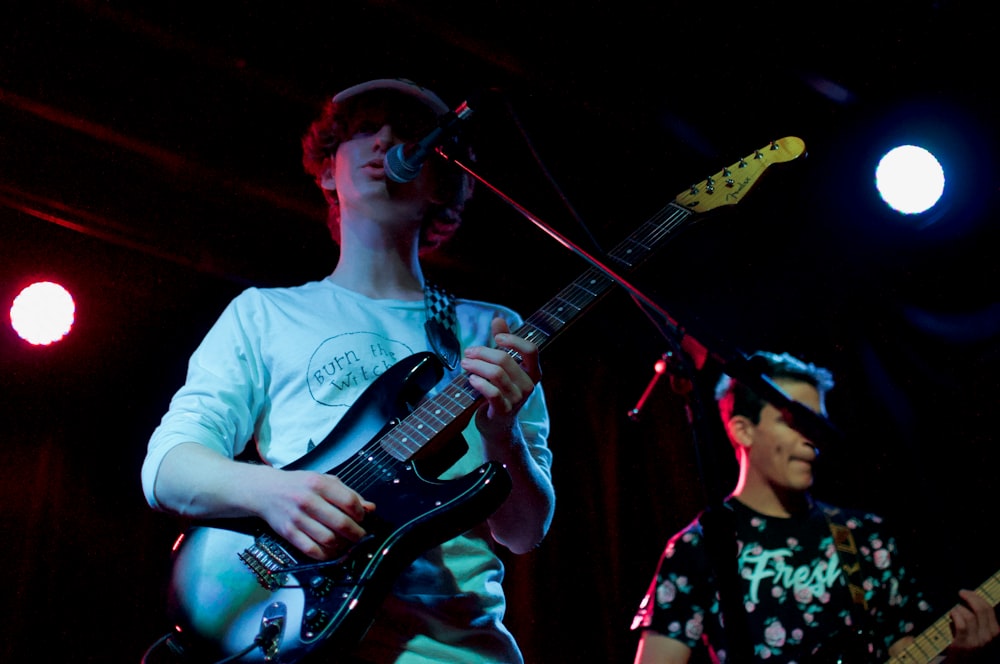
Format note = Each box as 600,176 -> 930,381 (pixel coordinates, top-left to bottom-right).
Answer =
332,99 -> 441,217
743,378 -> 824,494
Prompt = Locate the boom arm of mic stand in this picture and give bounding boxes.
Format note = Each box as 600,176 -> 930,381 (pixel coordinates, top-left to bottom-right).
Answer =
437,148 -> 842,450
437,148 -> 707,367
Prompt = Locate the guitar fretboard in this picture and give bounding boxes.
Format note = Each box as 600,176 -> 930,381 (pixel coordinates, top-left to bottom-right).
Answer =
888,569 -> 1000,663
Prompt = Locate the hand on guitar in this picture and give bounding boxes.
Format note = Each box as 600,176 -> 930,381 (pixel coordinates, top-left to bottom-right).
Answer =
248,466 -> 377,561
155,443 -> 375,561
462,316 -> 554,555
461,317 -> 541,438
944,589 -> 1000,659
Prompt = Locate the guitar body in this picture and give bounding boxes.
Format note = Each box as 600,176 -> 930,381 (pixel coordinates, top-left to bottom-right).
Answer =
163,352 -> 513,663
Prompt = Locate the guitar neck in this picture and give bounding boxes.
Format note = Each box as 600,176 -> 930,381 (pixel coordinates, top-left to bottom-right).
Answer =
516,201 -> 693,353
887,570 -> 1000,663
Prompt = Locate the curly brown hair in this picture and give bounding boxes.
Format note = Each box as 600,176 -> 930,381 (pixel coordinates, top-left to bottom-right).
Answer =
301,88 -> 474,254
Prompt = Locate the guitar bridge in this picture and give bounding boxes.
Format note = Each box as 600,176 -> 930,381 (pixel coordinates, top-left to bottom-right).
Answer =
239,534 -> 295,591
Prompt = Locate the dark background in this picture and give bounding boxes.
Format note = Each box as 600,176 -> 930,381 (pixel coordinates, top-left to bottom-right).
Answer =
3,1 -> 999,662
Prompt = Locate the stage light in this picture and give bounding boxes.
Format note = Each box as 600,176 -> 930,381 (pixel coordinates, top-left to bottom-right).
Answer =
822,95 -> 995,240
9,281 -> 76,346
874,145 -> 945,215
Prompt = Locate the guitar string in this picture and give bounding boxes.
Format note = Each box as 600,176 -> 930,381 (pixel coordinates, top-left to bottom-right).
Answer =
324,202 -> 696,493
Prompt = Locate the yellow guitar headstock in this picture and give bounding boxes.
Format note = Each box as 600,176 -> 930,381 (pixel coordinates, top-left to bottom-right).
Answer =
674,137 -> 806,213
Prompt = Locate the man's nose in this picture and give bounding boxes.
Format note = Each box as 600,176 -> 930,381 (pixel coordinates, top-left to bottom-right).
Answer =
372,124 -> 399,150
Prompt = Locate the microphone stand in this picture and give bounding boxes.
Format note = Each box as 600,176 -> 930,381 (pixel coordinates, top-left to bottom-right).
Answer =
437,146 -> 842,449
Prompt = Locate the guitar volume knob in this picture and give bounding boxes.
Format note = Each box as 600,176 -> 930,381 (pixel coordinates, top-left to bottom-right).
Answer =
303,607 -> 331,637
309,575 -> 334,597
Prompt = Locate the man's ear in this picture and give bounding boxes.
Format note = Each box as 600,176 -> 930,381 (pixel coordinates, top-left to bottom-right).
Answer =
727,415 -> 755,450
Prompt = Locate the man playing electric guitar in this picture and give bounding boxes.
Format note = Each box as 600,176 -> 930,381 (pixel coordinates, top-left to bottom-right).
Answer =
632,351 -> 999,663
141,78 -> 555,663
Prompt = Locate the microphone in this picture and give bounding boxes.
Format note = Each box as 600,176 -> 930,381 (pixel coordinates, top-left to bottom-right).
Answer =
384,97 -> 476,183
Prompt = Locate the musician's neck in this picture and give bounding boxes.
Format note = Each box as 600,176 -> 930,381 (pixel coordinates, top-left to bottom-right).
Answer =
730,485 -> 812,519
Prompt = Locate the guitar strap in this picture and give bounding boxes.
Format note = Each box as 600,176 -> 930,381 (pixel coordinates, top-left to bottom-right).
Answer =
700,503 -> 756,664
818,502 -> 892,662
423,280 -> 462,370
821,502 -> 870,610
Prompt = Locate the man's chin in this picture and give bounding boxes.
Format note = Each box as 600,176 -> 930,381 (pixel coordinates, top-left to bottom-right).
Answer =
791,473 -> 814,491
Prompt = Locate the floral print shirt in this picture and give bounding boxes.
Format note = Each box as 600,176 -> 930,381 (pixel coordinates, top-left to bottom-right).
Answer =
632,499 -> 934,663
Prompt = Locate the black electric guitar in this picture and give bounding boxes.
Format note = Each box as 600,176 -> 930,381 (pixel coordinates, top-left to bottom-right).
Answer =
153,138 -> 806,663
816,568 -> 1000,663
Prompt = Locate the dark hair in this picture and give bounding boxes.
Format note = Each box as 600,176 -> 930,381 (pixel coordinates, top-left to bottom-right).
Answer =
715,351 -> 835,425
301,89 -> 474,253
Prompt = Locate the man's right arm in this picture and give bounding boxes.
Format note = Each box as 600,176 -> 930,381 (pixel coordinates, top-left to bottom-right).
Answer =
152,442 -> 374,561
